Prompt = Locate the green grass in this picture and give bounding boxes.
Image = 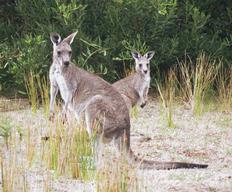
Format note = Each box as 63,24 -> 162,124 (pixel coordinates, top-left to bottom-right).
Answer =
0,117 -> 29,192
0,118 -> 13,149
36,75 -> 50,117
25,71 -> 39,113
156,69 -> 176,128
130,106 -> 139,119
176,53 -> 220,116
0,93 -> 231,191
41,117 -> 97,181
25,72 -> 50,115
96,149 -> 138,192
216,66 -> 232,112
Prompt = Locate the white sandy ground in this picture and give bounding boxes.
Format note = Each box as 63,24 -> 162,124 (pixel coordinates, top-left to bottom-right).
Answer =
0,98 -> 231,192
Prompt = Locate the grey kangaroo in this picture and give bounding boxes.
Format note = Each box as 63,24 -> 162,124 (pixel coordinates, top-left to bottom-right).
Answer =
113,51 -> 153,109
49,31 -> 208,169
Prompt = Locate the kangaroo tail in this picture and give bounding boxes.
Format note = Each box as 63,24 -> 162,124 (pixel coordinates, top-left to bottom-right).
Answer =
127,148 -> 208,169
139,159 -> 208,170
121,124 -> 208,170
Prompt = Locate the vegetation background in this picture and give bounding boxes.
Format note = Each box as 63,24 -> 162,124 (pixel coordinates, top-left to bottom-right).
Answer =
0,0 -> 232,96
0,1 -> 232,191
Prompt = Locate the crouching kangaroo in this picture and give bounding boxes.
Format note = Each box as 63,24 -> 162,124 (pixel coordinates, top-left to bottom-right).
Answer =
113,51 -> 153,109
49,31 -> 208,169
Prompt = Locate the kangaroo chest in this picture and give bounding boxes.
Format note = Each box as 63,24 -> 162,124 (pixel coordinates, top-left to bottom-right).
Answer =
54,70 -> 68,102
136,75 -> 150,97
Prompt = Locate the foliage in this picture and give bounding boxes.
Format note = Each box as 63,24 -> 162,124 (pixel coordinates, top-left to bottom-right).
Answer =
0,118 -> 13,148
0,0 -> 231,95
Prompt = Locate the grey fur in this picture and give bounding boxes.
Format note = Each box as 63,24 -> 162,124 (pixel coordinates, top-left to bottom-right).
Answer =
113,51 -> 154,109
49,32 -> 208,170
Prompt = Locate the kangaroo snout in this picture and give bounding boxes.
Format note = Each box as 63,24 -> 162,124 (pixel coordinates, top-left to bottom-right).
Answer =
140,101 -> 147,108
64,61 -> 69,66
144,70 -> 148,74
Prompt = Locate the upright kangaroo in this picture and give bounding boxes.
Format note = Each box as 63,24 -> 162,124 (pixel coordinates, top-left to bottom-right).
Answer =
49,32 -> 208,169
113,51 -> 153,109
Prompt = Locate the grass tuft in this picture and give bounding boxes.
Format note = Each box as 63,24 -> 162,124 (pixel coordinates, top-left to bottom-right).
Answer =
216,66 -> 232,111
0,118 -> 13,149
156,69 -> 176,128
25,71 -> 39,112
41,117 -> 96,181
130,106 -> 139,119
176,53 -> 220,115
25,71 -> 50,115
36,75 -> 50,116
0,117 -> 29,191
96,148 -> 138,192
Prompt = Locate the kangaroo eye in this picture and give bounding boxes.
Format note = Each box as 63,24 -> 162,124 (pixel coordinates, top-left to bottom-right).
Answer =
147,63 -> 149,67
139,64 -> 142,68
69,51 -> 72,55
57,51 -> 61,57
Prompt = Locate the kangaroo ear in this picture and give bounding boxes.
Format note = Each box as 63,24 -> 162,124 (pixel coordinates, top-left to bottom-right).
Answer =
63,31 -> 78,45
131,51 -> 142,60
50,32 -> 61,45
144,51 -> 155,60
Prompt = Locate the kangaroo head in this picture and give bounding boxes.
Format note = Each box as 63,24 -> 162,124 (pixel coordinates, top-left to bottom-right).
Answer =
50,31 -> 78,67
131,51 -> 154,76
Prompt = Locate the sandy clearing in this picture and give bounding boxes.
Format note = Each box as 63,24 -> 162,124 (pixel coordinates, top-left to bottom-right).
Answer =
0,98 -> 231,191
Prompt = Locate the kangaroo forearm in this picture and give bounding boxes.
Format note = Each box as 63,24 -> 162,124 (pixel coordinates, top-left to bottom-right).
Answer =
49,84 -> 58,113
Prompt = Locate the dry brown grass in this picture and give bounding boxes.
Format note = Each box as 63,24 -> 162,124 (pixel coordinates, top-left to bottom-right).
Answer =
156,68 -> 176,128
96,148 -> 138,192
0,97 -> 141,191
0,118 -> 28,192
216,66 -> 232,111
0,54 -> 231,191
0,96 -> 231,191
176,53 -> 220,115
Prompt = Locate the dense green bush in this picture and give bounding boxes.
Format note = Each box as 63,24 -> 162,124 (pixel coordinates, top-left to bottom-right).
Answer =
0,35 -> 48,92
0,0 -> 231,95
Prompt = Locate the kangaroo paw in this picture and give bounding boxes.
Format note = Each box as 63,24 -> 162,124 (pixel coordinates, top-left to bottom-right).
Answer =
49,112 -> 55,122
61,113 -> 68,124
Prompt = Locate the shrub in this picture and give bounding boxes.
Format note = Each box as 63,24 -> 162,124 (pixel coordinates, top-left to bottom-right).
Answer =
0,0 -> 231,95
